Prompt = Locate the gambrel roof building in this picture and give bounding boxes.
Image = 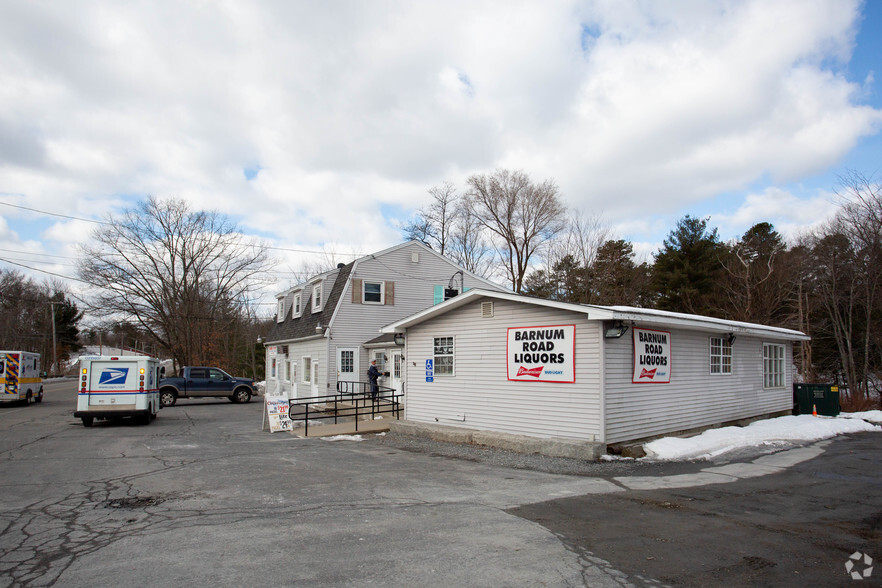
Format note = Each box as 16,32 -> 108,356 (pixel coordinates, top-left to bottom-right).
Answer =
263,240 -> 506,399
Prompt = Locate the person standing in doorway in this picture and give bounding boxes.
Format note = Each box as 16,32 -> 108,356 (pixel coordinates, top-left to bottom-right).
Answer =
367,359 -> 380,401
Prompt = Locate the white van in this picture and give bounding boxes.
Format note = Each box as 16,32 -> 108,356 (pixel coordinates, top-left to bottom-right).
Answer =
0,351 -> 43,404
75,355 -> 161,427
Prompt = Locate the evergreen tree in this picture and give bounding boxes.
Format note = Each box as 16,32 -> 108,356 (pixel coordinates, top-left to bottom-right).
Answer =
651,215 -> 723,316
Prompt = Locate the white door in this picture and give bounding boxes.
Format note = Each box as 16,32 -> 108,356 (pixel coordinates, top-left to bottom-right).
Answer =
336,347 -> 358,388
390,350 -> 403,395
311,361 -> 319,398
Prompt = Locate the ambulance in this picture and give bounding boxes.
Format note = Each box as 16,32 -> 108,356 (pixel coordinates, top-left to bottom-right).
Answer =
0,351 -> 43,404
75,355 -> 161,427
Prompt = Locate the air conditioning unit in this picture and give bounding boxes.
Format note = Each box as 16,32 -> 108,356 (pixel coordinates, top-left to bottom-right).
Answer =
280,345 -> 289,355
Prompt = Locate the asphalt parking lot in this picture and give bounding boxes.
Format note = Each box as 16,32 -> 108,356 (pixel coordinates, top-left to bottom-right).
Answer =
0,379 -> 879,587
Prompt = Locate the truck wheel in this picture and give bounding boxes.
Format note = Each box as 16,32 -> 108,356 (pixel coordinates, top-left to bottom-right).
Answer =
231,388 -> 252,404
160,389 -> 177,407
35,390 -> 43,403
82,416 -> 94,428
140,409 -> 152,426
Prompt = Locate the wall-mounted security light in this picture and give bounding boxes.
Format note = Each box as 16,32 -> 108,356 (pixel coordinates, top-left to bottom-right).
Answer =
727,333 -> 736,346
604,321 -> 630,339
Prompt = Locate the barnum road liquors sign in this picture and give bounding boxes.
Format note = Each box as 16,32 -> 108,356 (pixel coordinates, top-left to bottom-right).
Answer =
507,325 -> 576,383
633,327 -> 671,383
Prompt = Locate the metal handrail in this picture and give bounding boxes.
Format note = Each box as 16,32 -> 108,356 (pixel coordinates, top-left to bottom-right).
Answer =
287,382 -> 401,437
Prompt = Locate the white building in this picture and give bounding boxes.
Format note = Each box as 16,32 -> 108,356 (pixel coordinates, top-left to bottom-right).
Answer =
263,241 -> 506,399
382,289 -> 809,454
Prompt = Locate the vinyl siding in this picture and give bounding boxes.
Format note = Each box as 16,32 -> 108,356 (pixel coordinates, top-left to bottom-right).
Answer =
403,298 -> 603,441
330,241 -> 505,389
266,337 -> 329,398
604,326 -> 794,444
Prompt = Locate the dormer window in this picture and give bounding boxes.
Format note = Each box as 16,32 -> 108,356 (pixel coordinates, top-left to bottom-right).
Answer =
312,281 -> 323,312
292,291 -> 303,318
276,298 -> 285,322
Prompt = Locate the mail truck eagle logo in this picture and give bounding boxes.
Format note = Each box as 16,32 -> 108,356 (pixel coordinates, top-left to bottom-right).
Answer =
98,367 -> 129,385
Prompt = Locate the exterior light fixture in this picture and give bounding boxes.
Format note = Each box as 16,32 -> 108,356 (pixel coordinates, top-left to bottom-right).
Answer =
315,323 -> 324,335
604,321 -> 629,339
393,333 -> 405,346
727,333 -> 736,346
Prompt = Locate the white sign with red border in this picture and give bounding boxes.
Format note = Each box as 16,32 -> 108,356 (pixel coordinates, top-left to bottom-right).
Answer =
633,327 -> 671,383
507,324 -> 576,383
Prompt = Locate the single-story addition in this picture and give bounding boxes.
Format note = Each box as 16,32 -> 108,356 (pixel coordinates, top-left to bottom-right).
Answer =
381,289 -> 810,458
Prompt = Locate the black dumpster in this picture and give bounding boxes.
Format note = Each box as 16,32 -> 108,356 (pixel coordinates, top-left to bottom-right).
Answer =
793,383 -> 840,417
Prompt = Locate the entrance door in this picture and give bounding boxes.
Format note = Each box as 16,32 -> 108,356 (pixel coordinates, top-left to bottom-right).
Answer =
336,348 -> 358,387
311,361 -> 319,398
390,350 -> 403,394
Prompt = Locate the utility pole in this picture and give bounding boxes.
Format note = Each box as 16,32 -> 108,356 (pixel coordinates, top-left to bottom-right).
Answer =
49,301 -> 61,377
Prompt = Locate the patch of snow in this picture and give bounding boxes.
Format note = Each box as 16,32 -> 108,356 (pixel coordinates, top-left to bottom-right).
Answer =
600,454 -> 635,462
322,435 -> 363,442
839,410 -> 882,424
643,414 -> 880,461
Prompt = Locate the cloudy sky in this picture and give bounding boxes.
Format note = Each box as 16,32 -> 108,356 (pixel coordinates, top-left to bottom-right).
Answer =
1,0 -> 880,308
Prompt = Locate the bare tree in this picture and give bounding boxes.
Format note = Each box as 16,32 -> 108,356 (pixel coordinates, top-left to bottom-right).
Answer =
447,204 -> 496,279
832,171 -> 882,403
285,244 -> 361,285
78,197 -> 274,369
465,169 -> 567,293
553,211 -> 610,271
402,182 -> 460,255
717,222 -> 792,325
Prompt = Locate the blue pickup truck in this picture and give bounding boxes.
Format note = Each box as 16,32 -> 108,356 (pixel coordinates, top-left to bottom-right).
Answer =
159,366 -> 257,407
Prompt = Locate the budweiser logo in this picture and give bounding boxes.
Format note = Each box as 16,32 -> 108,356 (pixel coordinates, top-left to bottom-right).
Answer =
640,368 -> 657,379
517,366 -> 544,378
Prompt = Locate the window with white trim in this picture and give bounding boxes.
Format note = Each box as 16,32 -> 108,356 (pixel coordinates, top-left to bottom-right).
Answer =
373,350 -> 386,373
302,357 -> 312,383
276,299 -> 285,322
289,360 -> 297,382
281,359 -> 289,382
709,337 -> 732,375
270,358 -> 277,379
763,343 -> 785,388
340,350 -> 354,373
312,282 -> 323,312
433,336 -> 454,376
292,292 -> 302,318
363,281 -> 384,304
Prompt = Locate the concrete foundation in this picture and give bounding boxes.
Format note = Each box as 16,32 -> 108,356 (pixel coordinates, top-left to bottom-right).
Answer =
389,420 -> 606,461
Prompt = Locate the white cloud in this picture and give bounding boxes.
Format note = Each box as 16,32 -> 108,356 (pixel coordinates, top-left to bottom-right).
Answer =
712,187 -> 839,242
0,0 -> 879,293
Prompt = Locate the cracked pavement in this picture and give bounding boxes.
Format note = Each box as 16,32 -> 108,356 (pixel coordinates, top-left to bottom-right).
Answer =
1,380 -> 877,586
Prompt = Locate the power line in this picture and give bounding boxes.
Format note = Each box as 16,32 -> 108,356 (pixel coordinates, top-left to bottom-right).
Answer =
0,247 -> 78,260
0,200 -> 363,257
0,257 -> 92,284
0,201 -> 109,225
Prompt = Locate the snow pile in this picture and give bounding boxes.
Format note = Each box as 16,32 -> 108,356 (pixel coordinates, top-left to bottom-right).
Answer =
839,410 -> 882,424
644,414 -> 880,461
322,434 -> 363,442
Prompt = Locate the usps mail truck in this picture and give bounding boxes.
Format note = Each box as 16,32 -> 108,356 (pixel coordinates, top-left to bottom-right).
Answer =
75,355 -> 161,427
0,351 -> 43,405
